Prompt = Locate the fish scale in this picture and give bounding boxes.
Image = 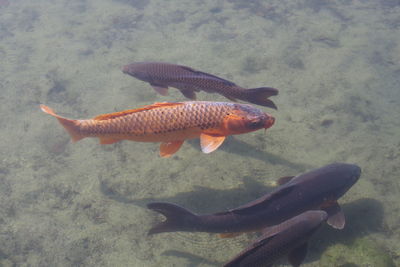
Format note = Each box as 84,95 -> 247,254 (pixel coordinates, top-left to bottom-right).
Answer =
77,102 -> 230,137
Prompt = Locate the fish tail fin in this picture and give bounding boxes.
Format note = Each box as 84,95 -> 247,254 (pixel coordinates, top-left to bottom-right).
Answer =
40,104 -> 85,142
147,202 -> 199,235
245,87 -> 279,109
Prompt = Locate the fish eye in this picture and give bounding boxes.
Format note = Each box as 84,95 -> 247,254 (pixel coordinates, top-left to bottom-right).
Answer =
249,119 -> 262,128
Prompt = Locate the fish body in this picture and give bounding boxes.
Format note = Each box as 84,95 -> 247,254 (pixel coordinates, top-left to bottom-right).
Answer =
224,210 -> 328,267
122,62 -> 279,109
40,101 -> 274,157
147,163 -> 361,234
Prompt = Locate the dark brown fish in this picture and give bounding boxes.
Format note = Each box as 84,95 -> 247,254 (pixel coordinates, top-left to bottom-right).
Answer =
147,163 -> 361,236
122,62 -> 278,109
224,210 -> 328,267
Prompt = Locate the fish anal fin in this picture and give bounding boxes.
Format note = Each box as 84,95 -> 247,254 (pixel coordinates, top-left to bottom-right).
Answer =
99,137 -> 120,145
93,102 -> 184,120
323,201 -> 345,229
200,133 -> 226,154
276,176 -> 295,186
159,141 -> 184,157
288,242 -> 308,267
151,84 -> 169,96
219,232 -> 243,238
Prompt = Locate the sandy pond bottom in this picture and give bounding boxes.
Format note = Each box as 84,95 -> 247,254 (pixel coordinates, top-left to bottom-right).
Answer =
0,0 -> 399,266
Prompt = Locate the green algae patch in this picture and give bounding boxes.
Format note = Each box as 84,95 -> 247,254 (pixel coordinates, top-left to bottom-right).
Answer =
320,237 -> 395,267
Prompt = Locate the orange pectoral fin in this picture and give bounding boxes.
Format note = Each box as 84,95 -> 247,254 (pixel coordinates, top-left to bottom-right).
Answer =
159,141 -> 184,157
200,133 -> 226,154
219,232 -> 243,238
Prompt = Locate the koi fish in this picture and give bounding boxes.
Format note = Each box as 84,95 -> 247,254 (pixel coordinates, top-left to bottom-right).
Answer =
122,62 -> 279,109
40,101 -> 275,157
224,210 -> 328,267
147,163 -> 361,235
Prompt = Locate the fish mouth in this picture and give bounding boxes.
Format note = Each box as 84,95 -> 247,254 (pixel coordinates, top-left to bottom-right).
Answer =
264,116 -> 275,129
350,164 -> 362,182
122,65 -> 130,74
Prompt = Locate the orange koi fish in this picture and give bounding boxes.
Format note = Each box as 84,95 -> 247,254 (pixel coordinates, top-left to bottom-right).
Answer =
40,101 -> 275,157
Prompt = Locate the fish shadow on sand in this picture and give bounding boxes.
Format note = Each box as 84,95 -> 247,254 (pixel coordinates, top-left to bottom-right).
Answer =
100,176 -> 274,213
161,250 -> 220,267
306,198 -> 384,264
187,137 -> 312,171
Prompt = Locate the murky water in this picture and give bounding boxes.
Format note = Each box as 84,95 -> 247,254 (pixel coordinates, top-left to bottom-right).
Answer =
0,0 -> 399,266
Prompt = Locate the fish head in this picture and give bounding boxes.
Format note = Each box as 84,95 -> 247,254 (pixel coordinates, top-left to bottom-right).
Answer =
328,163 -> 361,199
223,104 -> 275,134
305,163 -> 361,202
122,63 -> 152,81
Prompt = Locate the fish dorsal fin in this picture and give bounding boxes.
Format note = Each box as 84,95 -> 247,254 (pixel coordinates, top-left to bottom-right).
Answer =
259,225 -> 285,240
93,102 -> 183,120
288,243 -> 308,267
178,66 -> 237,86
223,185 -> 296,216
276,176 -> 295,186
323,201 -> 345,229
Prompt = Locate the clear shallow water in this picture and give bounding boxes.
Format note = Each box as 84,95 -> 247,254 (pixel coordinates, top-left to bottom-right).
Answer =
0,0 -> 399,266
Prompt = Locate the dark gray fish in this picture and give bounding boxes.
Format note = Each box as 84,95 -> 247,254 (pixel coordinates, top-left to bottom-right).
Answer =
147,163 -> 361,235
224,210 -> 328,267
122,62 -> 278,109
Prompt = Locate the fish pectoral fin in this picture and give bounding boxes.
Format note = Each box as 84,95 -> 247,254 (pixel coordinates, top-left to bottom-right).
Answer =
159,140 -> 184,157
200,134 -> 226,154
288,242 -> 308,267
99,137 -> 120,144
323,202 -> 345,229
276,176 -> 295,186
150,84 -> 169,96
219,232 -> 243,238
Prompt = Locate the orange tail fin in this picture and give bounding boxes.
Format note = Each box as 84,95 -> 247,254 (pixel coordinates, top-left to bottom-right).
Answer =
40,105 -> 85,142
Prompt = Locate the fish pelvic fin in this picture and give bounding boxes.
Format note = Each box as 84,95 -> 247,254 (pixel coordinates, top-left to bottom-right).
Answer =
93,102 -> 184,120
147,202 -> 199,235
244,87 -> 279,109
40,105 -> 84,142
159,140 -> 184,157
